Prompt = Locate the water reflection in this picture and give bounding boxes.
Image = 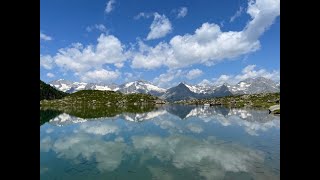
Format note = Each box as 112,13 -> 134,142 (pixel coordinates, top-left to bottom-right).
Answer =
43,106 -> 279,136
40,105 -> 280,180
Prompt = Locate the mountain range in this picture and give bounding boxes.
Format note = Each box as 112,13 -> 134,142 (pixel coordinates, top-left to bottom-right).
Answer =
48,77 -> 279,102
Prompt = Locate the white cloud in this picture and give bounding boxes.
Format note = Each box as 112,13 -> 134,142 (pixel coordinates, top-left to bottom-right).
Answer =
45,128 -> 54,134
132,134 -> 265,179
47,133 -> 127,172
124,72 -> 133,82
213,75 -> 232,85
105,0 -> 115,14
243,0 -> 280,41
114,62 -> 124,68
40,0 -> 279,83
80,69 -> 120,83
40,32 -> 52,41
86,24 -> 107,33
40,55 -> 54,70
134,12 -> 153,20
52,34 -> 127,73
235,64 -> 280,82
79,123 -> 119,135
198,79 -> 212,86
186,123 -> 203,133
152,69 -> 184,88
213,65 -> 279,85
177,7 -> 188,18
46,73 -> 55,78
230,6 -> 243,22
131,41 -> 172,69
186,69 -> 203,80
132,0 -> 280,69
146,13 -> 172,40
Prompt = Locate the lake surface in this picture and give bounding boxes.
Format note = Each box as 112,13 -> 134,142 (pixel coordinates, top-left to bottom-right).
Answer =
40,105 -> 280,180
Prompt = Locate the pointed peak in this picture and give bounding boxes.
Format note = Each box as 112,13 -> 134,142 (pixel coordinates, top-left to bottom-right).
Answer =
221,82 -> 230,87
136,79 -> 152,84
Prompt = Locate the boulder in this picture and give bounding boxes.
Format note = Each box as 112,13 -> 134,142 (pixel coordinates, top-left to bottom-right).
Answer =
269,104 -> 280,114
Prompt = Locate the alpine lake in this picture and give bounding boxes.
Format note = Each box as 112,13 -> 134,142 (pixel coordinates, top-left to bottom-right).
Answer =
40,104 -> 280,180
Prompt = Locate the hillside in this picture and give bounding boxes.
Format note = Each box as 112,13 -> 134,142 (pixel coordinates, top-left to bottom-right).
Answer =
40,90 -> 164,118
40,80 -> 68,101
175,92 -> 280,109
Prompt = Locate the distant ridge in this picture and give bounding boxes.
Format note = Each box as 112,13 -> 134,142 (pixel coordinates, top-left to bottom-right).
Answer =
48,77 -> 279,101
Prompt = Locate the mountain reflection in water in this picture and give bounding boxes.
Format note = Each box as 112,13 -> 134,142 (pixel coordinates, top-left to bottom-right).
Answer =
40,105 -> 280,180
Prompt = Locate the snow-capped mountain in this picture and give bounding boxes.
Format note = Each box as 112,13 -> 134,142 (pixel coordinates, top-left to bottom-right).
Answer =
49,79 -> 166,95
161,83 -> 199,102
118,80 -> 166,96
49,79 -> 83,93
184,83 -> 215,94
84,83 -> 119,91
49,77 -> 279,101
184,77 -> 279,97
162,77 -> 279,101
49,79 -> 118,93
228,77 -> 279,95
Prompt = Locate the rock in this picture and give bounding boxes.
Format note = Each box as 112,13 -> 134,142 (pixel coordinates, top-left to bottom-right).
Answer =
155,99 -> 166,104
269,104 -> 280,114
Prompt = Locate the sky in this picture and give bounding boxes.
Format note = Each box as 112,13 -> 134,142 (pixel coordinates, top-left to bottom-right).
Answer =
40,0 -> 280,88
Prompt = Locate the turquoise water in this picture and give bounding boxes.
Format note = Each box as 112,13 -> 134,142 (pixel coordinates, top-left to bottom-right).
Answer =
40,105 -> 280,180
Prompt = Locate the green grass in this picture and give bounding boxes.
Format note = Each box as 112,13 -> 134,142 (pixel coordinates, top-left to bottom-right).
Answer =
40,90 -> 160,118
175,92 -> 280,109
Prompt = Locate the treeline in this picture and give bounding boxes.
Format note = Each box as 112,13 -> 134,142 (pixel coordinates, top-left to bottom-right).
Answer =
40,80 -> 68,100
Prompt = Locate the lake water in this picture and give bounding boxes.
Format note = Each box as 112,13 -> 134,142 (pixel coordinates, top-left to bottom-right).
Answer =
40,105 -> 280,180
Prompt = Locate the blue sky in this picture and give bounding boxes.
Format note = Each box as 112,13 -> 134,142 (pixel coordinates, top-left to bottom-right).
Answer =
40,0 -> 280,88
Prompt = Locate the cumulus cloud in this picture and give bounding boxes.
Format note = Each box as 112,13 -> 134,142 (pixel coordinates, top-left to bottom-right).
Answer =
186,123 -> 203,133
46,72 -> 55,78
131,40 -> 173,69
105,0 -> 115,14
132,134 -> 265,179
152,69 -> 184,88
124,72 -> 133,82
114,62 -> 124,68
40,0 -> 279,83
213,75 -> 232,85
86,24 -> 107,33
213,65 -> 279,85
41,120 -> 127,172
40,32 -> 52,41
186,69 -> 203,80
177,7 -> 188,18
80,69 -> 120,83
40,55 -> 54,70
146,13 -> 172,40
53,34 -> 127,72
230,6 -> 243,22
79,122 -> 119,135
198,79 -> 212,86
131,0 -> 280,69
50,133 -> 126,172
235,64 -> 279,81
